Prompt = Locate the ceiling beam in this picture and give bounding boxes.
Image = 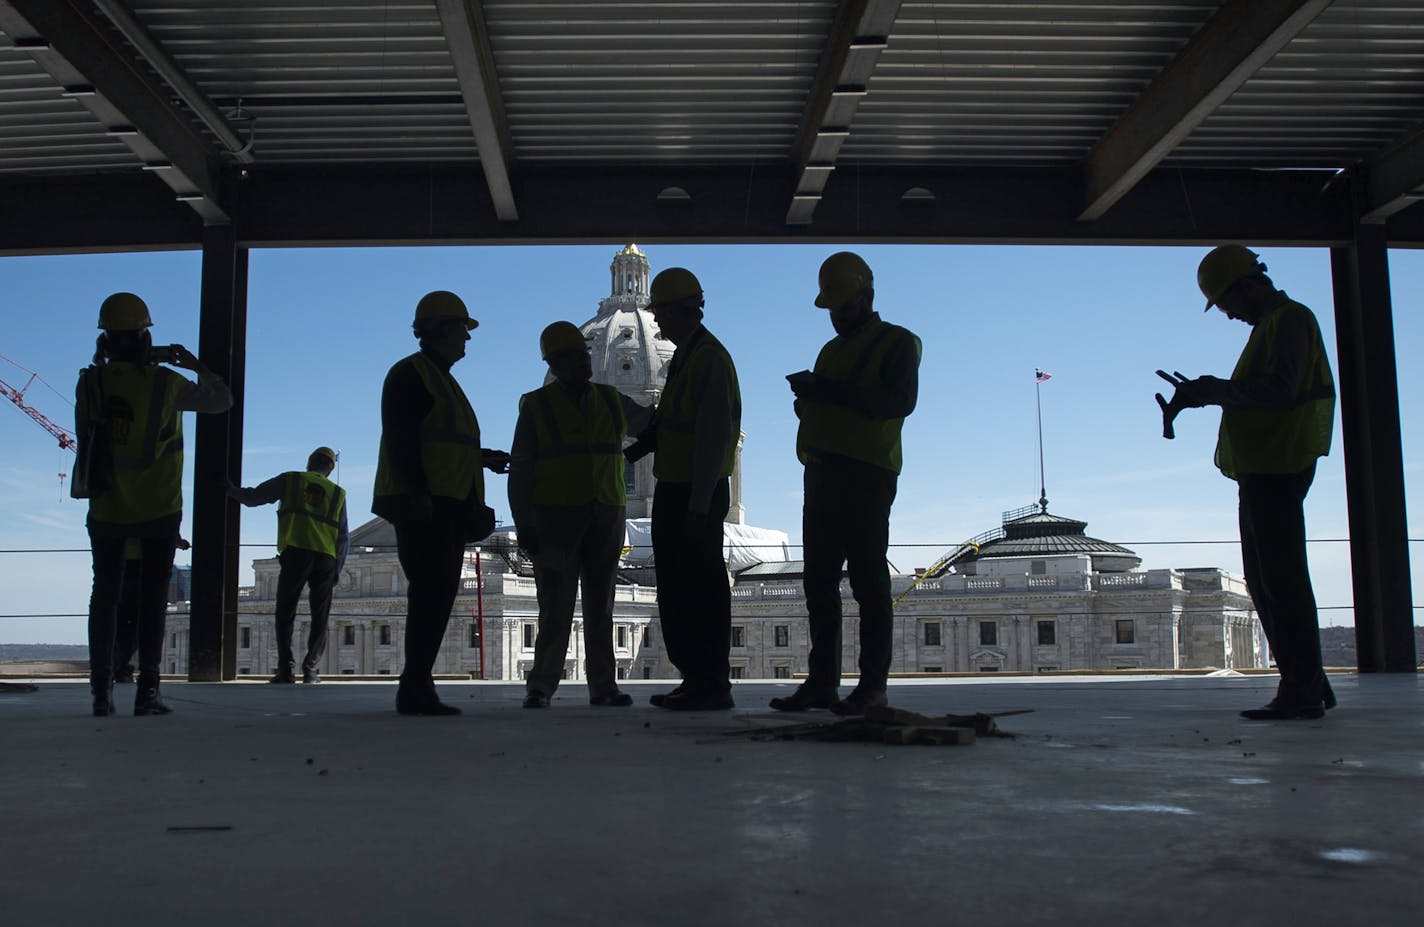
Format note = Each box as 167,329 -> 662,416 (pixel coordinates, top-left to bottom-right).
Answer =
435,0 -> 518,222
1078,0 -> 1333,222
1362,123 -> 1424,222
0,0 -> 228,222
786,0 -> 900,226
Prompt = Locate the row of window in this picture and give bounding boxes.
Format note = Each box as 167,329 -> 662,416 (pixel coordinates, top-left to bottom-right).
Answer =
519,623 -> 653,650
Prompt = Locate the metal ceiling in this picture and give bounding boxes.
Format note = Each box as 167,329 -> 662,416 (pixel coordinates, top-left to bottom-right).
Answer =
2,0 -> 1424,250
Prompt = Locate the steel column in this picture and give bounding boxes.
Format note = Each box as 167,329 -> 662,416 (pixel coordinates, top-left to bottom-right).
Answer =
1329,224 -> 1416,673
188,224 -> 243,681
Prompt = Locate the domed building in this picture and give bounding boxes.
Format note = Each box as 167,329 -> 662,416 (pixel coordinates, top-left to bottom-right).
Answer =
941,504 -> 1141,575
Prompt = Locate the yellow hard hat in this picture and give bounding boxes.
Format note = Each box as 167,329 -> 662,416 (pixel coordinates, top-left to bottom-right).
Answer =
1197,245 -> 1264,311
413,290 -> 478,329
310,446 -> 337,465
648,268 -> 703,310
539,321 -> 588,360
97,292 -> 153,331
815,251 -> 873,309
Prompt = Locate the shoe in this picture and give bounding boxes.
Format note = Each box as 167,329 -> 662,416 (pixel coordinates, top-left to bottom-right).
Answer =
302,668 -> 321,685
589,690 -> 633,707
523,692 -> 550,709
1323,683 -> 1337,710
92,687 -> 116,718
269,669 -> 296,684
1240,703 -> 1325,721
830,686 -> 888,716
649,685 -> 685,708
769,684 -> 837,712
395,690 -> 461,716
661,691 -> 735,711
134,687 -> 173,716
113,668 -> 134,684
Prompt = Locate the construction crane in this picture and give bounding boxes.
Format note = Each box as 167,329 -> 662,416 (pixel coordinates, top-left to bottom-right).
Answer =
1,354 -> 77,492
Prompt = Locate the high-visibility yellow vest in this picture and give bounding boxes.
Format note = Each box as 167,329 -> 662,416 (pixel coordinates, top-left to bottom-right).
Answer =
653,331 -> 741,482
82,363 -> 184,524
797,318 -> 921,474
374,352 -> 483,503
278,470 -> 346,557
1216,299 -> 1335,479
522,382 -> 628,506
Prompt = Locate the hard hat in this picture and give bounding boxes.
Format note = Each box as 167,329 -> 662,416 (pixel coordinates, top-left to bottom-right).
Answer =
539,321 -> 588,360
413,290 -> 478,329
1197,245 -> 1264,311
648,268 -> 703,310
97,292 -> 153,331
310,446 -> 337,465
815,251 -> 873,309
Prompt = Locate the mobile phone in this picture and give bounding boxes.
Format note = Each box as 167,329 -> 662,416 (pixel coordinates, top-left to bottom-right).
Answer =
148,345 -> 178,365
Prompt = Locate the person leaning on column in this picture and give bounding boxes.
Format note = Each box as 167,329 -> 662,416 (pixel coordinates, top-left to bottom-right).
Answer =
77,292 -> 232,717
509,321 -> 654,709
1158,245 -> 1337,721
772,252 -> 921,717
644,268 -> 743,712
372,291 -> 509,716
228,447 -> 348,685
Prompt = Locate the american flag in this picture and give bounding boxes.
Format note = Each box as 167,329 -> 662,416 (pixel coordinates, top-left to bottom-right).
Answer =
1035,369 -> 1052,383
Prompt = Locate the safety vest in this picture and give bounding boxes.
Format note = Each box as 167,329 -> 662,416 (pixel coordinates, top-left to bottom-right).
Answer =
653,330 -> 741,482
278,470 -> 346,557
522,382 -> 628,506
797,317 -> 921,474
1215,299 -> 1335,480
82,362 -> 184,524
374,352 -> 483,503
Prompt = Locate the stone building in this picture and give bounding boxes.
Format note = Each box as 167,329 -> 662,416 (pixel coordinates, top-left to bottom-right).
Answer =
164,246 -> 1264,681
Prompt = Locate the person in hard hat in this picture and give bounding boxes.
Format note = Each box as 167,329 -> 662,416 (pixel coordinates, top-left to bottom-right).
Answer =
774,252 -> 921,717
643,268 -> 742,711
77,292 -> 232,717
228,448 -> 349,685
508,321 -> 654,709
1160,245 -> 1337,721
372,290 -> 510,716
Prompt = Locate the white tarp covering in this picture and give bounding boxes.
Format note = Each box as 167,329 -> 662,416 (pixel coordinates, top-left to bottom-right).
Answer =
623,519 -> 791,572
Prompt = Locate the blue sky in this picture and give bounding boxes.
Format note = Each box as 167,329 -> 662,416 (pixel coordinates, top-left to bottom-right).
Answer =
1,243 -> 1420,644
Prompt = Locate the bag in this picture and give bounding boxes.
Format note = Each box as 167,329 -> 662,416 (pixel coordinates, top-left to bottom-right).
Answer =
465,503 -> 497,543
70,368 -> 114,500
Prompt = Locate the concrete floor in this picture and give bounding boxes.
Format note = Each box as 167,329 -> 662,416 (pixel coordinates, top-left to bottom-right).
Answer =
1,673 -> 1419,926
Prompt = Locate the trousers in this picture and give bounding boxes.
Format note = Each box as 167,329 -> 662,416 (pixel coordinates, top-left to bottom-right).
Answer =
88,524 -> 178,694
652,479 -> 731,695
802,454 -> 899,689
274,547 -> 339,672
393,503 -> 467,694
526,502 -> 625,697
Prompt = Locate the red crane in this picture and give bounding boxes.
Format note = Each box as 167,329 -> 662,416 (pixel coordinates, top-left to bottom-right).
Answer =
0,355 -> 76,461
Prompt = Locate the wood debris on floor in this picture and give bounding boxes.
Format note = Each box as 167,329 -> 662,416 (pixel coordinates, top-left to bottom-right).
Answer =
724,705 -> 1029,747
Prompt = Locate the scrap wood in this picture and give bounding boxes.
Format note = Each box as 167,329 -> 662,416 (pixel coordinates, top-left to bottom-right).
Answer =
722,706 -> 1029,746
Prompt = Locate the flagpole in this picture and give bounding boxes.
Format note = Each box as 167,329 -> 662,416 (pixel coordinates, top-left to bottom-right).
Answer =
1035,371 -> 1048,513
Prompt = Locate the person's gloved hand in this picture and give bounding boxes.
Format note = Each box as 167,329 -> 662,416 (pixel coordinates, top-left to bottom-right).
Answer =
786,370 -> 830,402
224,480 -> 241,500
482,449 -> 511,474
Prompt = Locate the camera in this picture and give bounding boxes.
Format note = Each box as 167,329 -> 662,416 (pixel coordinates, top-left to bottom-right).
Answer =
147,345 -> 178,365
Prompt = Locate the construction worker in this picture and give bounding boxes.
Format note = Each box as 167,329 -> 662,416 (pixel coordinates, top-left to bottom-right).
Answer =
372,291 -> 509,716
228,447 -> 349,684
77,292 -> 232,717
508,321 -> 654,709
773,252 -> 921,716
644,268 -> 742,711
1160,245 -> 1337,721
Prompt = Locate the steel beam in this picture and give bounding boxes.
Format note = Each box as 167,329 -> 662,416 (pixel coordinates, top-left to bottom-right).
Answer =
1078,0 -> 1333,222
1362,122 -> 1424,222
1329,224 -> 1416,673
786,0 -> 900,225
0,1 -> 227,222
434,0 -> 518,222
188,225 -> 242,681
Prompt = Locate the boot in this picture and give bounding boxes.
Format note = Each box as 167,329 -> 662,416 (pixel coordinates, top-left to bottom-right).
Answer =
134,684 -> 173,716
91,678 -> 115,717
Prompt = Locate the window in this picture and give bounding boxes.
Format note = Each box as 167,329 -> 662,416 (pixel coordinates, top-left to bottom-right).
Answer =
617,667 -> 627,680
624,466 -> 636,494
523,623 -> 535,649
616,625 -> 628,648
1037,666 -> 1057,674
341,668 -> 355,675
239,627 -> 251,649
773,665 -> 791,679
924,622 -> 942,646
729,666 -> 744,680
1030,560 -> 1046,575
469,623 -> 480,648
378,668 -> 390,675
1115,619 -> 1136,644
379,624 -> 391,646
342,626 -> 355,646
170,633 -> 177,648
642,666 -> 652,679
922,666 -> 942,674
979,621 -> 998,646
641,625 -> 650,647
1037,620 -> 1056,646
731,626 -> 746,647
774,625 -> 790,648
238,667 -> 250,675
978,666 -> 999,673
